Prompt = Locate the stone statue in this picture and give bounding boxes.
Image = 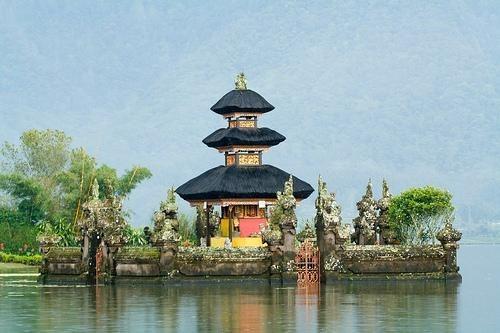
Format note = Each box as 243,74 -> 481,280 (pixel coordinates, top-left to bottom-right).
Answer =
151,187 -> 180,244
235,72 -> 248,90
275,175 -> 297,229
376,179 -> 393,244
314,176 -> 342,231
436,215 -> 462,273
314,176 -> 349,247
352,179 -> 378,245
262,176 -> 298,273
315,176 -> 330,217
77,179 -> 128,245
262,176 -> 297,245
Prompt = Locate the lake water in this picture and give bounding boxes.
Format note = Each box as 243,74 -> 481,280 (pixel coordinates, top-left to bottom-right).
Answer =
1,245 -> 498,332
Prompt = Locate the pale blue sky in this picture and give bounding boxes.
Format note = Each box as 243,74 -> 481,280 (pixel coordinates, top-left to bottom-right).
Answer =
1,1 -> 499,227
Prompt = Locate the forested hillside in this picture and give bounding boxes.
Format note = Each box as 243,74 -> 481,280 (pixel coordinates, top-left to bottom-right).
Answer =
1,1 -> 498,235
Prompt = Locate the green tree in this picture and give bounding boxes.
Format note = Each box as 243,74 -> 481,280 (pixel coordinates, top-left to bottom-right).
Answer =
0,174 -> 50,223
0,129 -> 152,251
0,129 -> 72,222
58,148 -> 152,224
1,129 -> 71,180
388,186 -> 454,244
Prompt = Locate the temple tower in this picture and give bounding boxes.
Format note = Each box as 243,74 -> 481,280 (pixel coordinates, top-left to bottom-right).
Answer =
176,74 -> 313,247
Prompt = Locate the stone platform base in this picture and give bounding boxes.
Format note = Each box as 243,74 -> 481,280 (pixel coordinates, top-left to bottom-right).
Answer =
324,271 -> 462,283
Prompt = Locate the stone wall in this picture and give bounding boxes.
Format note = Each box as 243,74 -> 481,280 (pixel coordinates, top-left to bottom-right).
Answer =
114,247 -> 161,277
40,237 -> 460,284
322,244 -> 459,282
40,247 -> 83,275
40,245 -> 272,283
176,247 -> 271,276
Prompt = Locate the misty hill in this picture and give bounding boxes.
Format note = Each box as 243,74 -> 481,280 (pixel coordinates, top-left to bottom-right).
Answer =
1,1 -> 499,229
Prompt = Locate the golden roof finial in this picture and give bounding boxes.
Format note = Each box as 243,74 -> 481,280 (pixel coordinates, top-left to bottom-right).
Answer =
235,72 -> 247,90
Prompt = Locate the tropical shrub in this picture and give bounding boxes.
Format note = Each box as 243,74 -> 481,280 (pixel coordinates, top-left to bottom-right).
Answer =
0,251 -> 42,265
124,226 -> 148,246
36,219 -> 78,247
297,221 -> 316,242
0,222 -> 39,254
0,208 -> 39,254
388,186 -> 454,245
178,213 -> 197,244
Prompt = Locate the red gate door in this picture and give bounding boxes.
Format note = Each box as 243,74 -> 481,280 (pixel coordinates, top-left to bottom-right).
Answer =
295,240 -> 320,286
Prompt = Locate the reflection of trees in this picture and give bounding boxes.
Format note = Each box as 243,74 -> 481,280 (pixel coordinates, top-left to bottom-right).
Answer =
21,278 -> 458,331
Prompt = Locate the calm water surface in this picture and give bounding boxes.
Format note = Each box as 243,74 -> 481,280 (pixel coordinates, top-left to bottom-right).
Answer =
1,245 -> 498,332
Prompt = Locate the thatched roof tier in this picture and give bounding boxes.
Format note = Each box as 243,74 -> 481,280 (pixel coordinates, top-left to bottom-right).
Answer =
203,127 -> 286,148
176,165 -> 314,201
210,89 -> 274,115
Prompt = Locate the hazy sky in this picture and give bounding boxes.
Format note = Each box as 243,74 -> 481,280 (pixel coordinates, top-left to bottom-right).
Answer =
1,1 -> 499,227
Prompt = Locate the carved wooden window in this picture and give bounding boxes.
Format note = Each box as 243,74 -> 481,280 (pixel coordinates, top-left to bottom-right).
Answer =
238,154 -> 260,165
245,205 -> 257,217
226,154 -> 236,166
228,119 -> 256,128
238,120 -> 256,128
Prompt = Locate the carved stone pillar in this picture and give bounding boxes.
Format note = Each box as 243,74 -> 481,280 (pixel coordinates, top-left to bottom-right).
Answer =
267,243 -> 284,274
280,223 -> 297,283
281,225 -> 296,259
157,240 -> 179,275
357,227 -> 365,245
323,228 -> 336,254
81,232 -> 90,271
39,241 -> 55,275
437,223 -> 462,274
316,225 -> 339,281
107,243 -> 123,276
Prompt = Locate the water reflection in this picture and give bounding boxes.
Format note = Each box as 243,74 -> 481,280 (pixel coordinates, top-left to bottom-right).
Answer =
0,275 -> 459,332
318,281 -> 459,333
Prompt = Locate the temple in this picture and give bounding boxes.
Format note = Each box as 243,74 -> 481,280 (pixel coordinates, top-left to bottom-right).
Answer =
38,74 -> 462,284
176,73 -> 314,247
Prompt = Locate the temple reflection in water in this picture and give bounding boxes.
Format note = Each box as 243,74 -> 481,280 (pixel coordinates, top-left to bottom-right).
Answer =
31,281 -> 458,332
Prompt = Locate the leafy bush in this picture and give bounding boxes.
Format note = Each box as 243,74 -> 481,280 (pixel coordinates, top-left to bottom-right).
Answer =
0,251 -> 42,265
124,226 -> 148,246
0,220 -> 38,254
36,219 -> 78,247
178,213 -> 197,244
297,220 -> 316,242
388,186 -> 454,244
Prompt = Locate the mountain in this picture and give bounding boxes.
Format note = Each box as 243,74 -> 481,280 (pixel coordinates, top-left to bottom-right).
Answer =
1,1 -> 499,228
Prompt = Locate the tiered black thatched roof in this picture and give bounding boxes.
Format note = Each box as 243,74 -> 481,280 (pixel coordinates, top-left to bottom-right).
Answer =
176,165 -> 314,201
210,89 -> 274,115
203,127 -> 286,148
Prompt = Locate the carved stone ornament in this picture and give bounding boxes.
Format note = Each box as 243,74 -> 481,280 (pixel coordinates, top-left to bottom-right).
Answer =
77,179 -> 128,245
314,176 -> 342,232
151,187 -> 181,244
235,72 -> 248,90
352,179 -> 378,244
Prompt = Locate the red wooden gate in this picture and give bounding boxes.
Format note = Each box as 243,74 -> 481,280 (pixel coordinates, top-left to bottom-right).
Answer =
295,240 -> 320,285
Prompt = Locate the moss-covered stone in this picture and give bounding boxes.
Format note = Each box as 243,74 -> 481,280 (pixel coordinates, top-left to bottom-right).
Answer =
45,247 -> 82,261
115,247 -> 160,261
341,245 -> 445,261
177,246 -> 269,263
